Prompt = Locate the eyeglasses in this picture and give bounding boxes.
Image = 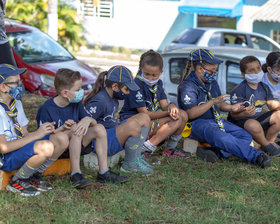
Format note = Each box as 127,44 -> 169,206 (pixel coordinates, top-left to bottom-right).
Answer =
202,66 -> 218,75
3,80 -> 23,87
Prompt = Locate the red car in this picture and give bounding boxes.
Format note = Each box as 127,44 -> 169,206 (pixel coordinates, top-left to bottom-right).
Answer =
5,20 -> 97,97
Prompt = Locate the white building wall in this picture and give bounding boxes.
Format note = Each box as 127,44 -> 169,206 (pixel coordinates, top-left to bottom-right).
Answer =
236,5 -> 259,32
83,0 -> 180,49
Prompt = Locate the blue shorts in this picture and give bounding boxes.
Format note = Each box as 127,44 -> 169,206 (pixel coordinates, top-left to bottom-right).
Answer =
1,135 -> 50,171
92,127 -> 123,156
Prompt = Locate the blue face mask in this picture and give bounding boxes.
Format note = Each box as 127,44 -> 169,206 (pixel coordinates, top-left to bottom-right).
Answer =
113,90 -> 125,100
69,89 -> 84,103
202,69 -> 216,83
9,85 -> 25,100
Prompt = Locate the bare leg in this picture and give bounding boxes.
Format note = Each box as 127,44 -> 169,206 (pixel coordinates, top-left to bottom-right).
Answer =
49,132 -> 69,159
244,119 -> 269,147
266,111 -> 280,143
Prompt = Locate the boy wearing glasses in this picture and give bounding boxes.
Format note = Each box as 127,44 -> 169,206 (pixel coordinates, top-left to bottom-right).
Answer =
0,64 -> 69,196
177,49 -> 271,168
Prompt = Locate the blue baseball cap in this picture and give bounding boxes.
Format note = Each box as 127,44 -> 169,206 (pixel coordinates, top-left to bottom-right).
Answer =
187,49 -> 223,64
106,65 -> 139,91
0,64 -> 27,84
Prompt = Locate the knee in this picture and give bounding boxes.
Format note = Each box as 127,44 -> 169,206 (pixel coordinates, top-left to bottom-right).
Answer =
127,120 -> 142,136
179,110 -> 188,124
52,132 -> 69,150
272,111 -> 280,124
91,124 -> 106,138
136,113 -> 151,127
34,140 -> 54,159
244,120 -> 262,134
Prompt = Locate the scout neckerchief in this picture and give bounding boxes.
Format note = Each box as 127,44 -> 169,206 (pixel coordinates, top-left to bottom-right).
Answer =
0,97 -> 24,138
196,83 -> 225,132
136,74 -> 160,131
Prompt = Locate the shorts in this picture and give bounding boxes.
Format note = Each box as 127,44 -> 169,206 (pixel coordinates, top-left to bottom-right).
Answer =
92,127 -> 123,156
1,135 -> 50,171
58,143 -> 92,159
228,111 -> 273,133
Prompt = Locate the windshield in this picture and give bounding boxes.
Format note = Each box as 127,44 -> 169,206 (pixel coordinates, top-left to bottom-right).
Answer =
173,29 -> 205,44
7,29 -> 74,63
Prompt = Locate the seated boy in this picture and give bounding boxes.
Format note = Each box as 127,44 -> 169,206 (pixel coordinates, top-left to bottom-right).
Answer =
177,49 -> 271,168
36,68 -> 127,189
0,64 -> 69,196
228,55 -> 280,156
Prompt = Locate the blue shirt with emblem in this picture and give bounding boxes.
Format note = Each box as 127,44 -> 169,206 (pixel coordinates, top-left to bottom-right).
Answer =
36,96 -> 89,128
229,80 -> 274,119
120,77 -> 167,120
85,89 -> 119,129
177,71 -> 222,121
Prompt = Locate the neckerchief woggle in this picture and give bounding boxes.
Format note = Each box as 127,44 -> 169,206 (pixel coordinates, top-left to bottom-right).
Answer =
197,84 -> 225,132
136,74 -> 160,131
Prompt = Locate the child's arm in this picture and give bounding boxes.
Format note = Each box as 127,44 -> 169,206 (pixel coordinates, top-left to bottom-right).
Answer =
230,105 -> 256,119
160,99 -> 180,120
137,107 -> 169,120
0,122 -> 55,154
72,116 -> 96,137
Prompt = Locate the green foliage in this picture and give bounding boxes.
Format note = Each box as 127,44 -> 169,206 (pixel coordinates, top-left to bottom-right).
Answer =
5,0 -> 84,53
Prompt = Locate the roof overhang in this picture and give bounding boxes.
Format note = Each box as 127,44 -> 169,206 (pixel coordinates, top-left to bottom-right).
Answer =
251,0 -> 280,23
178,0 -> 243,18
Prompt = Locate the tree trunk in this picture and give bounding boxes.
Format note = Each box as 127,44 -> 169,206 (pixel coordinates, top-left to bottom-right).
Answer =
48,0 -> 58,41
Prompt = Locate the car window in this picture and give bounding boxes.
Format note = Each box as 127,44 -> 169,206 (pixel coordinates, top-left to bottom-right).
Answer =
173,29 -> 205,44
7,30 -> 74,63
223,33 -> 248,48
250,35 -> 278,51
169,58 -> 187,84
208,32 -> 222,46
226,62 -> 243,93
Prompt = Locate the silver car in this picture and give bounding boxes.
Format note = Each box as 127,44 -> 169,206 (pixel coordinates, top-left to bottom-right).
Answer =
161,46 -> 269,104
165,28 -> 280,52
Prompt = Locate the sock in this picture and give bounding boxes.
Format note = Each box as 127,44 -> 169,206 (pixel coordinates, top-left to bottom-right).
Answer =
142,140 -> 157,153
71,171 -> 82,178
137,126 -> 149,157
12,162 -> 37,181
36,158 -> 57,174
166,134 -> 182,150
124,135 -> 141,163
98,168 -> 109,175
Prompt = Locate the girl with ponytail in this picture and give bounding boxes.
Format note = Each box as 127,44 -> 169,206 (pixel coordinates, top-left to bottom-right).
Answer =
84,65 -> 154,175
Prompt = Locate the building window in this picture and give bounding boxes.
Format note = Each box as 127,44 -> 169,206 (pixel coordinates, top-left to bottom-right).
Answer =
271,30 -> 280,45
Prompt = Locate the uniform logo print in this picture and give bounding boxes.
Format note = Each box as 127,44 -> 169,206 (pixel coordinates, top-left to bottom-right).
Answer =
184,94 -> 191,104
136,91 -> 143,100
89,106 -> 97,114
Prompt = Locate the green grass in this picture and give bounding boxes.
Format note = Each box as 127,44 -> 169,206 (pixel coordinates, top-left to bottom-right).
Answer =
1,94 -> 280,223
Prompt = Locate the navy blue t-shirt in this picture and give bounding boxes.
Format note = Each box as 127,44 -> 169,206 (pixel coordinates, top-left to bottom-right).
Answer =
85,89 -> 119,129
177,71 -> 222,121
230,80 -> 273,119
36,96 -> 89,128
120,77 -> 167,120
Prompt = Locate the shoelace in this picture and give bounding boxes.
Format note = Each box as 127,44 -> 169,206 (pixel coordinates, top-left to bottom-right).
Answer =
136,158 -> 149,170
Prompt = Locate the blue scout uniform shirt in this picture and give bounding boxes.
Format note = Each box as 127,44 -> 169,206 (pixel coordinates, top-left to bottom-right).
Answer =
177,71 -> 222,121
36,96 -> 89,128
85,88 -> 119,129
120,77 -> 167,120
230,80 -> 274,119
262,72 -> 280,101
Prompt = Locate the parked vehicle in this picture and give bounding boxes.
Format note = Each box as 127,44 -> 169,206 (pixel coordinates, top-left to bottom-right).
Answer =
5,20 -> 98,97
161,46 -> 269,104
165,28 -> 280,52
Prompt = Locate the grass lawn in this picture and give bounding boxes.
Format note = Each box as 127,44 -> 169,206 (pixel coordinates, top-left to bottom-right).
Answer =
0,94 -> 279,223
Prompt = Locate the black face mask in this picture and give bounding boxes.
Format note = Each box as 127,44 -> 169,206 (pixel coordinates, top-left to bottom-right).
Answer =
113,90 -> 125,100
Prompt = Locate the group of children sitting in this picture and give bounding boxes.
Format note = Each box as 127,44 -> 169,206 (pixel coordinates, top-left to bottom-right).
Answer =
0,49 -> 279,197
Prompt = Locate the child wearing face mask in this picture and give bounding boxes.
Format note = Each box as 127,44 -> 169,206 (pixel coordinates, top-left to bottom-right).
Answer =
177,49 -> 271,168
0,64 -> 69,196
262,52 -> 280,101
119,50 -> 190,164
36,68 -> 128,188
84,65 -> 154,175
228,55 -> 280,157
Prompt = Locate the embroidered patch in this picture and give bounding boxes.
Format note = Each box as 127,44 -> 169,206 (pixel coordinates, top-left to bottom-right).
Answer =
89,106 -> 97,114
184,94 -> 191,104
136,91 -> 143,102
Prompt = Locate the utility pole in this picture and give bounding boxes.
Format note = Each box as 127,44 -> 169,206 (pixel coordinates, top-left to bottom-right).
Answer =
48,0 -> 58,41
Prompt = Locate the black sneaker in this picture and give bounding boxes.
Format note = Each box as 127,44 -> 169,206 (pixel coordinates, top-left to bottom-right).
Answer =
196,147 -> 219,163
70,173 -> 93,189
6,176 -> 40,196
262,143 -> 280,157
142,151 -> 161,165
96,170 -> 128,184
255,153 -> 271,168
29,172 -> 52,191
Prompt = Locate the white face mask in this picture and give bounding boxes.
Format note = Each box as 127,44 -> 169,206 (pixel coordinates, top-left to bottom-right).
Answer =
271,72 -> 280,83
141,74 -> 160,87
245,71 -> 264,85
